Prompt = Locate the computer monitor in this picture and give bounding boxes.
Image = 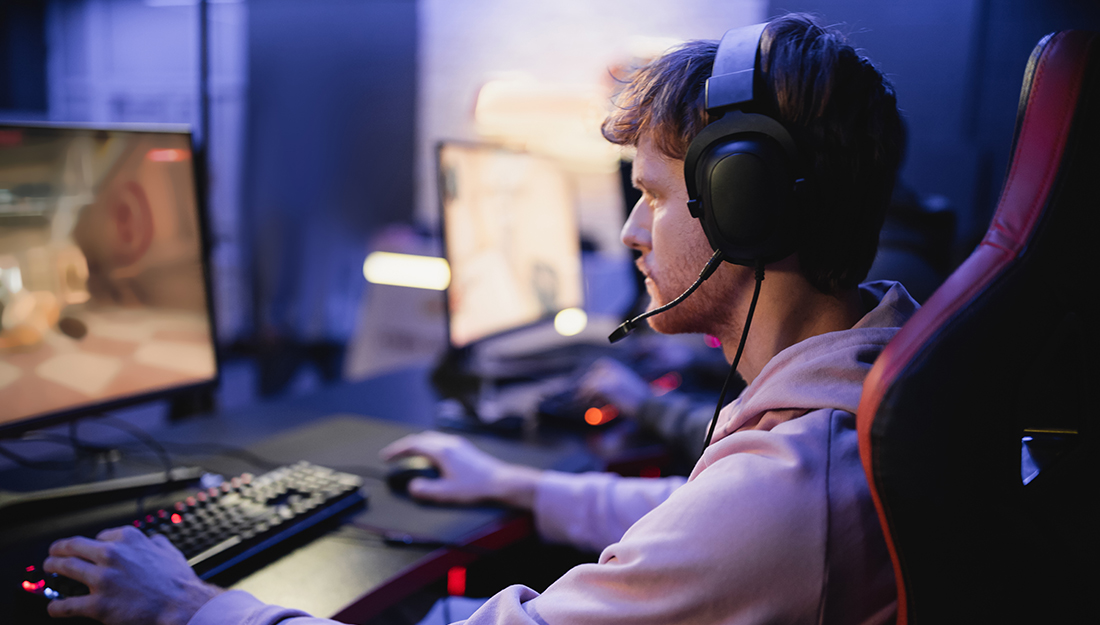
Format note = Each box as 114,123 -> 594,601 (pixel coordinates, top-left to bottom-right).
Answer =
0,123 -> 218,436
438,141 -> 583,348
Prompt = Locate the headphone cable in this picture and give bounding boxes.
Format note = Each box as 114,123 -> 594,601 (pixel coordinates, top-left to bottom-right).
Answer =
701,260 -> 765,457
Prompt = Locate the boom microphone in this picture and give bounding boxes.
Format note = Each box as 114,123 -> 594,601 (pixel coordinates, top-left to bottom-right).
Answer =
608,249 -> 725,343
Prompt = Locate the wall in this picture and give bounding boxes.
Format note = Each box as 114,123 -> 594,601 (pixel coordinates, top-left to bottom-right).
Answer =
416,0 -> 768,243
243,0 -> 417,346
768,0 -> 1100,251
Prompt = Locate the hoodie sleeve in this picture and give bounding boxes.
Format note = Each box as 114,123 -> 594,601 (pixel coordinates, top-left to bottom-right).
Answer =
533,471 -> 686,552
187,590 -> 320,625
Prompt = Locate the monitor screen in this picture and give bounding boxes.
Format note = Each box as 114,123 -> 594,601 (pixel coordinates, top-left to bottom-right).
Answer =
438,142 -> 583,348
0,124 -> 217,433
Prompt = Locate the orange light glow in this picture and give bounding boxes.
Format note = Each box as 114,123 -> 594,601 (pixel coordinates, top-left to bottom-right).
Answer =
171,513 -> 183,524
146,148 -> 190,162
584,405 -> 619,426
447,566 -> 467,596
583,407 -> 602,425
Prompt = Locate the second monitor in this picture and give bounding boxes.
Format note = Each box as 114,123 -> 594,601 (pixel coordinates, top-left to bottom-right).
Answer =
438,141 -> 584,349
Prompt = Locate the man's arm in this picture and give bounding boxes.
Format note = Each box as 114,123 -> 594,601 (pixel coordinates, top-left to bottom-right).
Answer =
382,431 -> 685,552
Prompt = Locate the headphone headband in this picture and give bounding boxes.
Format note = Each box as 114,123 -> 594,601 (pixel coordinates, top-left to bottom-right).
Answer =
706,22 -> 768,111
683,21 -> 802,267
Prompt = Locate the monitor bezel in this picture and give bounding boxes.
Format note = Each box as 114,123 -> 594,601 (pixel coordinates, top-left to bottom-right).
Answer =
0,122 -> 221,438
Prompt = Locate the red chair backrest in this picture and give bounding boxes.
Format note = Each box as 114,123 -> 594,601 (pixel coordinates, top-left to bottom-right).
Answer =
857,30 -> 1100,624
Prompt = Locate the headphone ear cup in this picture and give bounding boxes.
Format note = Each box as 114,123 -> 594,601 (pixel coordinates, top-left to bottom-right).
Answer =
684,111 -> 800,266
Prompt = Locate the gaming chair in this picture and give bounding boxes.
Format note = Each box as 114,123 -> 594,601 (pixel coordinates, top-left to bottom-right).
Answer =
856,30 -> 1100,624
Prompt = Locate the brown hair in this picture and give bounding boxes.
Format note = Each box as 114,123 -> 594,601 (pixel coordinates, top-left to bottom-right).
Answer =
602,13 -> 905,294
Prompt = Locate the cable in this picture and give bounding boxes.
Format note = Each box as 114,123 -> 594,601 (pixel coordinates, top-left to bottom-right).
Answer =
104,439 -> 388,482
0,441 -> 77,471
701,261 -> 765,457
84,415 -> 174,479
347,521 -> 492,554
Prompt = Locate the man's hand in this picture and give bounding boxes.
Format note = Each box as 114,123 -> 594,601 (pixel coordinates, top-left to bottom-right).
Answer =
575,357 -> 653,419
43,525 -> 222,625
380,431 -> 542,509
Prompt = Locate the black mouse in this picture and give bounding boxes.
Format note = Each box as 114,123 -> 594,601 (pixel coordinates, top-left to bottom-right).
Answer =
385,455 -> 442,496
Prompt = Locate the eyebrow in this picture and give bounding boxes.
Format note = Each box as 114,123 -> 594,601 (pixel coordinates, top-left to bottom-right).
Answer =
632,175 -> 655,192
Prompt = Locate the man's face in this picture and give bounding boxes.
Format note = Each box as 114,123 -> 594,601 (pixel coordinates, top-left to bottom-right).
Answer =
621,136 -> 739,335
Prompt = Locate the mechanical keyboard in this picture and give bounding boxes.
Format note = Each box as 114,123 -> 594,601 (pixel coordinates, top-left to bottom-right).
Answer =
21,461 -> 366,599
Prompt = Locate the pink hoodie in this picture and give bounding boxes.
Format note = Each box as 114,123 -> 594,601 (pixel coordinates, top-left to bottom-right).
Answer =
190,281 -> 915,625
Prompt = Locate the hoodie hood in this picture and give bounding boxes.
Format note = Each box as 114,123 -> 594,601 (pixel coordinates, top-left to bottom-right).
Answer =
708,281 -> 918,443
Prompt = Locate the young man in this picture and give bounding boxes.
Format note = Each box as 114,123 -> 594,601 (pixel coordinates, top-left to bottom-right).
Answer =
44,13 -> 912,625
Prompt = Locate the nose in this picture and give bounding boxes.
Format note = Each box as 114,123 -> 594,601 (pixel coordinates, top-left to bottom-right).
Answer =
620,197 -> 652,253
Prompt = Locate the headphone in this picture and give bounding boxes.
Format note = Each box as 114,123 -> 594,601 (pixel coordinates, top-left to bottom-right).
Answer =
608,21 -> 801,347
683,22 -> 803,267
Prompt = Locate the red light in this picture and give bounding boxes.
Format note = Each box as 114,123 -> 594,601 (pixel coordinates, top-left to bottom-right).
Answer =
0,130 -> 23,147
447,566 -> 466,596
650,372 -> 682,397
704,334 -> 722,349
146,148 -> 190,162
37,580 -> 45,589
146,515 -> 155,523
171,513 -> 182,524
25,565 -> 35,572
133,520 -> 142,527
22,581 -> 35,591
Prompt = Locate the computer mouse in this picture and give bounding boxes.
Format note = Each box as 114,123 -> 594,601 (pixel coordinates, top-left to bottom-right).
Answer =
385,455 -> 442,496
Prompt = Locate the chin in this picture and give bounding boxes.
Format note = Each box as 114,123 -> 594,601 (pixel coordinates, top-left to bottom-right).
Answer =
644,280 -> 725,336
645,303 -> 710,336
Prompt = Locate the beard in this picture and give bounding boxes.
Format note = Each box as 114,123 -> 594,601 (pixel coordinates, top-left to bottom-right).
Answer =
643,267 -> 736,336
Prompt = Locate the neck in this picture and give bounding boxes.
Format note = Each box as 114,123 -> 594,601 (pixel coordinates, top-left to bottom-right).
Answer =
714,260 -> 864,385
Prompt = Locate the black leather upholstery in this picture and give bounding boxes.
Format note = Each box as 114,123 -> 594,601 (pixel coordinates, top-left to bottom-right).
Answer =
857,30 -> 1100,624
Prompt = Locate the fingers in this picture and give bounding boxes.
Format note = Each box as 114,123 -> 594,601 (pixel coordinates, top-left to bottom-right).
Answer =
407,476 -> 475,504
47,594 -> 100,620
43,554 -> 98,585
49,536 -> 110,563
405,476 -> 442,500
150,532 -> 187,558
380,431 -> 463,461
96,525 -> 145,542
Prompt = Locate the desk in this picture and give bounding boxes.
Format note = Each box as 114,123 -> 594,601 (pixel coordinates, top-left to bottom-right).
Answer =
0,367 -> 604,624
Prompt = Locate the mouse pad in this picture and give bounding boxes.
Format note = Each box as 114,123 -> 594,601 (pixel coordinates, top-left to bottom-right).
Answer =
237,413 -> 598,545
